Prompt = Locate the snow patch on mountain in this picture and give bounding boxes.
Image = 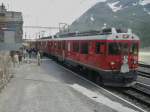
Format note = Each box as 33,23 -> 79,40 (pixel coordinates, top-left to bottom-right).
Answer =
139,0 -> 150,5
143,8 -> 150,15
90,16 -> 95,21
132,2 -> 138,6
107,1 -> 123,12
132,13 -> 136,16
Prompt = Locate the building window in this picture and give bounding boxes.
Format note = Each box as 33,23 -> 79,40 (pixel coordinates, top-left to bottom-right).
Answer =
81,42 -> 88,54
73,41 -> 79,52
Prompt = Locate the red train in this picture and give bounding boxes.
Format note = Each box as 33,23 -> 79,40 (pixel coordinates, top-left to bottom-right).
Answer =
35,28 -> 140,87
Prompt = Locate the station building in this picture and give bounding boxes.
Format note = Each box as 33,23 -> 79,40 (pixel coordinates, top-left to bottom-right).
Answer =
0,3 -> 23,51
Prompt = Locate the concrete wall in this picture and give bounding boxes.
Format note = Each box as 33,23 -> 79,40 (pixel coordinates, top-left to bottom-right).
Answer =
4,31 -> 15,44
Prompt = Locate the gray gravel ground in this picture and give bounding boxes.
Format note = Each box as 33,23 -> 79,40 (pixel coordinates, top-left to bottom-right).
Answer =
0,59 -> 143,112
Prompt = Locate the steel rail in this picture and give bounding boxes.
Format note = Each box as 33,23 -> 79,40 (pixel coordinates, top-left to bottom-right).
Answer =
139,63 -> 150,68
138,71 -> 150,78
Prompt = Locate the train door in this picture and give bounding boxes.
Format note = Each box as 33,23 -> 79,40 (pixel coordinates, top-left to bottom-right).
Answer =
79,40 -> 89,64
48,41 -> 52,55
66,40 -> 71,58
72,40 -> 80,61
62,40 -> 66,61
54,41 -> 57,56
88,40 -> 95,66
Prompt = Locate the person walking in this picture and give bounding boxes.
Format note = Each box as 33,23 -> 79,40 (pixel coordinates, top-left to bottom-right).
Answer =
14,52 -> 19,67
37,51 -> 41,66
18,52 -> 22,64
23,49 -> 27,59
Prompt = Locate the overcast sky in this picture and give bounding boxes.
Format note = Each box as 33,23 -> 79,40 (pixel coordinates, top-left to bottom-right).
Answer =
1,0 -> 106,38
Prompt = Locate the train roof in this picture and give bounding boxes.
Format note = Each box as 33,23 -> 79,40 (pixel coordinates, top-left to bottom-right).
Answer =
57,28 -> 121,37
37,28 -> 140,41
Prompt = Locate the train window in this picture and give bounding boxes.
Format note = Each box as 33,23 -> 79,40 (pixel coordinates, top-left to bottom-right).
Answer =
101,28 -> 112,35
58,41 -> 61,49
50,42 -> 53,47
108,43 -> 129,55
95,42 -> 104,54
68,42 -> 71,51
54,42 -> 57,48
116,29 -> 127,33
73,41 -> 79,52
62,41 -> 65,50
130,43 -> 138,55
121,43 -> 128,55
81,42 -> 88,54
108,43 -> 120,55
45,42 -> 47,48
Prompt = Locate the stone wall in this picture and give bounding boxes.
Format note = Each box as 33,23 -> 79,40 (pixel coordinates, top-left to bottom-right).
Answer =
0,51 -> 12,91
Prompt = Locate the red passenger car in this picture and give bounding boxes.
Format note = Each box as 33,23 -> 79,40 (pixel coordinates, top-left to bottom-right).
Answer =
37,28 -> 140,87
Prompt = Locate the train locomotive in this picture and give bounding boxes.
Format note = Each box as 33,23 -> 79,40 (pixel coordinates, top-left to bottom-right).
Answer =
35,28 -> 140,87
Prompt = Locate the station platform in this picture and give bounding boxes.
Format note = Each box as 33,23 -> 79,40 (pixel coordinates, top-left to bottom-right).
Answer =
0,58 -> 145,112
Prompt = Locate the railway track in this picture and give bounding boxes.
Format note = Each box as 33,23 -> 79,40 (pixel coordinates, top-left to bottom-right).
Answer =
139,63 -> 150,68
53,60 -> 150,110
138,71 -> 150,78
59,62 -> 150,109
119,83 -> 150,107
138,63 -> 150,78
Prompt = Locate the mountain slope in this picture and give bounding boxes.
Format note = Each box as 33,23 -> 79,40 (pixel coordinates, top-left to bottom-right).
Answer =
70,0 -> 150,47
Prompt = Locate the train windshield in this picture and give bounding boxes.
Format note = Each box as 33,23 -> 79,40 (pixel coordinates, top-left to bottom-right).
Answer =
130,43 -> 138,55
108,43 -> 129,55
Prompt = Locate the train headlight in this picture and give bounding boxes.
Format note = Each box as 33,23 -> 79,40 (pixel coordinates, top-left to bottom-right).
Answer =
110,61 -> 116,70
110,61 -> 115,65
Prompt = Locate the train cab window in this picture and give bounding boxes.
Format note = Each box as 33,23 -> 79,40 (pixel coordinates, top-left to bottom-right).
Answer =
108,43 -> 129,55
95,42 -> 105,54
81,42 -> 88,54
73,41 -> 79,52
130,43 -> 138,55
108,43 -> 120,55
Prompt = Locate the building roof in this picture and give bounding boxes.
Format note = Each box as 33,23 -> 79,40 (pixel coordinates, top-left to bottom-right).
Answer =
0,3 -> 23,22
